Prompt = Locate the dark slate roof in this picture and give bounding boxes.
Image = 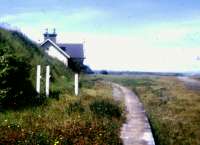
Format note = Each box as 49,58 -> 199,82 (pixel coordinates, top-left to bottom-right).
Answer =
58,43 -> 84,58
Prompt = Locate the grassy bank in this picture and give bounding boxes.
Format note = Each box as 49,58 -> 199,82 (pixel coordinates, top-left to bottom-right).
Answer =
0,78 -> 124,144
98,75 -> 200,145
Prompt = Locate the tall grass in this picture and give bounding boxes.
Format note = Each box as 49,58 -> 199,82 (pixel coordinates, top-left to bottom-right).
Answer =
105,75 -> 200,145
0,79 -> 124,144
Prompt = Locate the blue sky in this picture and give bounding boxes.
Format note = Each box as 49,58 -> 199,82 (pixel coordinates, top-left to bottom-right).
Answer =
1,0 -> 200,72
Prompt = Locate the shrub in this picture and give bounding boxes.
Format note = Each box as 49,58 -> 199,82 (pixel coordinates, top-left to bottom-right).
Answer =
100,70 -> 108,75
68,58 -> 84,73
90,99 -> 121,118
66,101 -> 85,115
31,131 -> 50,145
0,45 -> 35,107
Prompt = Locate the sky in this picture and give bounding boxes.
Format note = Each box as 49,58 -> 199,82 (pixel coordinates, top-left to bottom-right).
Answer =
1,0 -> 200,72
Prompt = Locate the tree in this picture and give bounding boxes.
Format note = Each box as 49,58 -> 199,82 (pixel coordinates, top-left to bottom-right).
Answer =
100,70 -> 108,75
68,58 -> 84,73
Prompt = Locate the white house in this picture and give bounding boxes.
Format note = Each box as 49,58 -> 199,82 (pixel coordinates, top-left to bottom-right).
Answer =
40,29 -> 84,66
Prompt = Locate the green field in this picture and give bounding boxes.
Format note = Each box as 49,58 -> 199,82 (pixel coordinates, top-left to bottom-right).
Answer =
99,74 -> 200,145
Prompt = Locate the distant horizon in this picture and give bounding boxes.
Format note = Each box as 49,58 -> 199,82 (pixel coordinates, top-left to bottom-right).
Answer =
1,0 -> 200,72
92,68 -> 200,74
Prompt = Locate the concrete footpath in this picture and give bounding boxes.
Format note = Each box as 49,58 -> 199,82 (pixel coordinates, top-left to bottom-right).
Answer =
112,83 -> 155,145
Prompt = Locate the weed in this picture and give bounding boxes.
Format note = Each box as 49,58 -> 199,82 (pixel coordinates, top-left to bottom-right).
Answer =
90,99 -> 122,118
0,80 -> 124,144
66,100 -> 85,115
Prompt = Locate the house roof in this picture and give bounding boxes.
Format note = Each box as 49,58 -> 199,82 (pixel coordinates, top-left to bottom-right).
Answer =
40,39 -> 84,59
40,39 -> 70,58
58,43 -> 84,59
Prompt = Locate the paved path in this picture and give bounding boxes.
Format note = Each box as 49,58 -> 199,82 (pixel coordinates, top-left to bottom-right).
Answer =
112,83 -> 155,145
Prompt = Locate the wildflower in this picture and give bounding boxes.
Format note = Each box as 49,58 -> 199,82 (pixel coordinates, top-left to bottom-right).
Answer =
54,140 -> 59,145
4,119 -> 7,122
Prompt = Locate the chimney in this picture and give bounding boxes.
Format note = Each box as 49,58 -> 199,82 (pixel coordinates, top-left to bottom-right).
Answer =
43,28 -> 57,43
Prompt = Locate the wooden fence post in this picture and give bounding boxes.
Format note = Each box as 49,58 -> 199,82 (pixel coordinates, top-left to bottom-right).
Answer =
46,65 -> 50,97
36,65 -> 41,94
75,73 -> 79,96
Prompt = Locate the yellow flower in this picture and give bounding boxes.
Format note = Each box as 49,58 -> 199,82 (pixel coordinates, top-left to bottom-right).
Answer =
54,140 -> 59,145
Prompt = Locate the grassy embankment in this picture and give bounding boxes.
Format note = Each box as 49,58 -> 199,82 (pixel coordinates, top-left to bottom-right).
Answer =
99,75 -> 200,145
0,28 -> 124,144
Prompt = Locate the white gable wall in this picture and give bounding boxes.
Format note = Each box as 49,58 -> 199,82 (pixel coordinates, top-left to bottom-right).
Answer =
46,45 -> 68,66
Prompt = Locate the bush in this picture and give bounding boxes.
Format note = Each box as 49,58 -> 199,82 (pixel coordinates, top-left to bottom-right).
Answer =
66,101 -> 85,115
68,58 -> 84,73
0,45 -> 35,107
100,70 -> 108,75
90,99 -> 121,118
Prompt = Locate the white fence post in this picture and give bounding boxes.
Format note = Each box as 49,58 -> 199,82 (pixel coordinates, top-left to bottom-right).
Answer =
75,73 -> 79,96
46,65 -> 50,97
36,65 -> 41,94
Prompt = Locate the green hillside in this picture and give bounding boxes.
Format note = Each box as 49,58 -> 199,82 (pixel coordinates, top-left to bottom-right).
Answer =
0,27 -> 73,108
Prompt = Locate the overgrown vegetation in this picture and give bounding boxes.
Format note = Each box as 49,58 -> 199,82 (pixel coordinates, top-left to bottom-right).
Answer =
68,58 -> 94,74
104,75 -> 200,145
0,80 -> 124,144
90,99 -> 122,118
0,27 -> 73,108
0,45 -> 35,106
